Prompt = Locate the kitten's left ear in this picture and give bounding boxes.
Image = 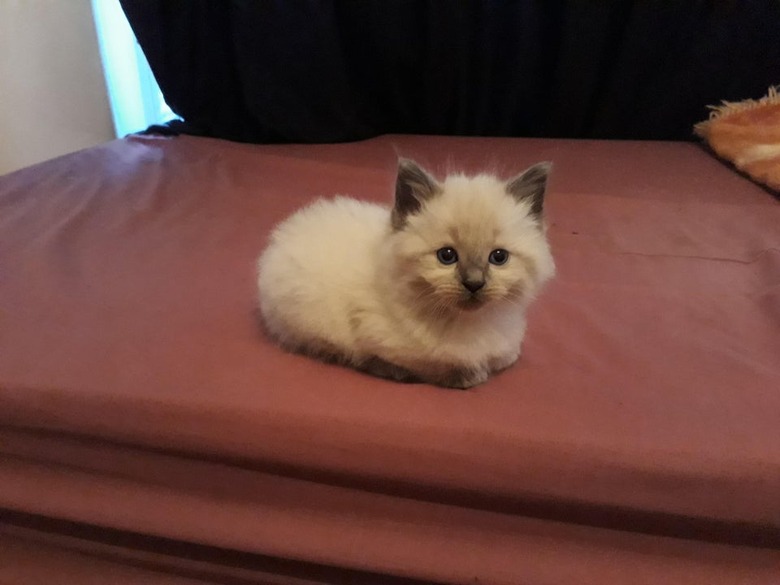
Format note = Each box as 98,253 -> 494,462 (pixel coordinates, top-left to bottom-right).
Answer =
506,162 -> 552,218
392,159 -> 441,229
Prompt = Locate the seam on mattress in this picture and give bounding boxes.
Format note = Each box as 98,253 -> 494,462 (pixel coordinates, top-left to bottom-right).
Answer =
614,248 -> 780,264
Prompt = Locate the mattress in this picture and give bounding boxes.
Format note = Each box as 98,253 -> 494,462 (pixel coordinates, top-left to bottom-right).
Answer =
1,134 -> 778,583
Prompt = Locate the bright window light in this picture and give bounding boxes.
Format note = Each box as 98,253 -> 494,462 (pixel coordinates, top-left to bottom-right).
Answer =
91,0 -> 178,137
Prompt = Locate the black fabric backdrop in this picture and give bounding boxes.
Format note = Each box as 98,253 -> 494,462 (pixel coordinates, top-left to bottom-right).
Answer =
120,1 -> 780,143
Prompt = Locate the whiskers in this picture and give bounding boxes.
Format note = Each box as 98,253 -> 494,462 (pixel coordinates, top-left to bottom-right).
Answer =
406,280 -> 463,320
499,285 -> 532,309
402,275 -> 532,322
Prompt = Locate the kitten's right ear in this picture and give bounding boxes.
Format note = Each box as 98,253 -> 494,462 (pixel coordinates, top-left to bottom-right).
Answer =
506,162 -> 552,218
391,159 -> 440,230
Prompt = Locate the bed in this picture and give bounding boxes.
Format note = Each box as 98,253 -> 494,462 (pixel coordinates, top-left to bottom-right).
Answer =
1,133 -> 778,583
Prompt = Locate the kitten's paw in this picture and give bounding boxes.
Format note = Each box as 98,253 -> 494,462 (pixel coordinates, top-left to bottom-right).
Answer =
489,351 -> 520,373
358,355 -> 418,383
437,367 -> 489,390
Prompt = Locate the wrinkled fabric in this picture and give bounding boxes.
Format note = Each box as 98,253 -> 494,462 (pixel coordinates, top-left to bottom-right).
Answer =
0,135 -> 779,583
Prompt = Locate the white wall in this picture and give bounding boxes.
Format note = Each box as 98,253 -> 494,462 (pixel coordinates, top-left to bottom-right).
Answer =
0,0 -> 114,175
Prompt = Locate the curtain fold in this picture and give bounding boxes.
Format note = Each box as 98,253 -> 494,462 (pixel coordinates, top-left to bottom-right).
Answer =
120,0 -> 780,143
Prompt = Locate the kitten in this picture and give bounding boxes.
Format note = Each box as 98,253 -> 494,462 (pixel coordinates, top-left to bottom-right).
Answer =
256,159 -> 555,389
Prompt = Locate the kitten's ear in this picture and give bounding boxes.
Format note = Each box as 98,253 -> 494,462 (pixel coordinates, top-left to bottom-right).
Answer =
392,159 -> 440,229
506,162 -> 552,218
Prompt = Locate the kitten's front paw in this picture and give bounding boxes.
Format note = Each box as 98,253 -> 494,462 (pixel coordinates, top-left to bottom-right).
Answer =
438,367 -> 489,390
358,355 -> 418,383
489,351 -> 520,373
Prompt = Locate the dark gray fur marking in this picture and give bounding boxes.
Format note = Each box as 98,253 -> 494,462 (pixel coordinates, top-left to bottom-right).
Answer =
434,366 -> 485,389
391,158 -> 441,230
506,162 -> 552,218
357,356 -> 419,383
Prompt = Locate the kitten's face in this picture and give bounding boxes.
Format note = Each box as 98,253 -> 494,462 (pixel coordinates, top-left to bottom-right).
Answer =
389,161 -> 555,314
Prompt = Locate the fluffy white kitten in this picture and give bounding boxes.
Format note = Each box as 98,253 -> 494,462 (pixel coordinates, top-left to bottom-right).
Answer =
257,159 -> 555,389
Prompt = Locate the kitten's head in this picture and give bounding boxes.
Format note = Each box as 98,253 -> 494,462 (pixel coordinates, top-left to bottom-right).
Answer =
388,159 -> 555,313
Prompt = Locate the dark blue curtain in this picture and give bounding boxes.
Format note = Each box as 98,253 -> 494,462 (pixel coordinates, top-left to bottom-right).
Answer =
120,0 -> 780,142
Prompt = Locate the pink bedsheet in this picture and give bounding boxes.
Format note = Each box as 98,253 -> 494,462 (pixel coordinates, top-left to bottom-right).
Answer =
1,135 -> 778,583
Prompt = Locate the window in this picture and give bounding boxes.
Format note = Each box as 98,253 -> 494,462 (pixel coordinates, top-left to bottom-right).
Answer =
91,0 -> 177,137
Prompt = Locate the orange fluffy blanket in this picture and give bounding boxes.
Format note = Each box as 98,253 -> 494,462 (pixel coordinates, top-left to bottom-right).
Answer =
695,87 -> 780,192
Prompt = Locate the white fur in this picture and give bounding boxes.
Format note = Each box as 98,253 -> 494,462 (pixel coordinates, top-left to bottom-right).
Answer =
257,171 -> 554,388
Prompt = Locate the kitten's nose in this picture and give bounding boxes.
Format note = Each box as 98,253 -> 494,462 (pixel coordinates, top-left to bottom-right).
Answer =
462,279 -> 485,294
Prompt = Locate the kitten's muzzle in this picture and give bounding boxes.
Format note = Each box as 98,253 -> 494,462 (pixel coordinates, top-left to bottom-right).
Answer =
459,290 -> 487,311
459,265 -> 485,295
462,279 -> 485,294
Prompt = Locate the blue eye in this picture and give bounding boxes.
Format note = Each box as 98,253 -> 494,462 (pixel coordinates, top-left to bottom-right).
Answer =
489,249 -> 509,265
436,247 -> 458,265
